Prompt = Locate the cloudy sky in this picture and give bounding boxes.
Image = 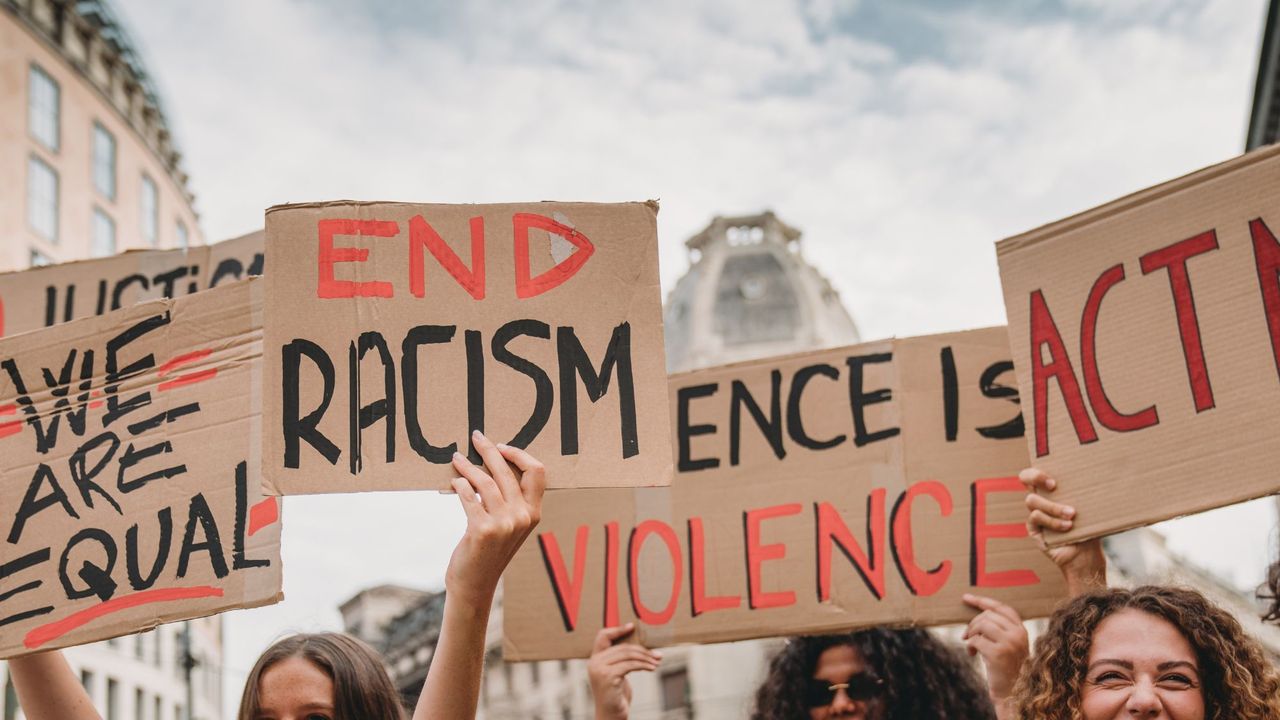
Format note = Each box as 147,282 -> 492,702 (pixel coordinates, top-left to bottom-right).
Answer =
110,0 -> 1278,703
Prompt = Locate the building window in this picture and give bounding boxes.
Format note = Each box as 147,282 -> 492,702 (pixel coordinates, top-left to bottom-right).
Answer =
175,703 -> 183,720
80,669 -> 94,699
135,688 -> 145,720
27,155 -> 59,242
140,174 -> 158,247
176,220 -> 189,249
106,678 -> 119,720
30,248 -> 52,267
28,64 -> 60,151
93,207 -> 117,257
93,122 -> 117,200
153,696 -> 162,720
660,668 -> 690,713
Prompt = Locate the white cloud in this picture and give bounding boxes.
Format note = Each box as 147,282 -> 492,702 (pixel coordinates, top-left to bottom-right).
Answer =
108,0 -> 1277,705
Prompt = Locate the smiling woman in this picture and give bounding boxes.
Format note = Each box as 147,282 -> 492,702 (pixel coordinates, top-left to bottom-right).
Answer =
1012,586 -> 1280,720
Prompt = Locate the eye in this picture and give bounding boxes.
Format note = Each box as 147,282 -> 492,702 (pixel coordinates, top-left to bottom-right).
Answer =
1158,673 -> 1197,689
1091,671 -> 1129,685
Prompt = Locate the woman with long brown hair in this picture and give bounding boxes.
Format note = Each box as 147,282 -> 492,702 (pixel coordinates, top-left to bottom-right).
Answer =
8,431 -> 544,720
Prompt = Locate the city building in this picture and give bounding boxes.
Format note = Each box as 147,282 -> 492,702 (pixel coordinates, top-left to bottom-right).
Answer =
1,2 -> 222,719
341,212 -> 863,720
343,211 -> 1280,719
1,0 -> 203,273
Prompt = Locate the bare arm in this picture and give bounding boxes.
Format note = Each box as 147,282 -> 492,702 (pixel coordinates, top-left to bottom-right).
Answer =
412,431 -> 545,720
8,650 -> 101,720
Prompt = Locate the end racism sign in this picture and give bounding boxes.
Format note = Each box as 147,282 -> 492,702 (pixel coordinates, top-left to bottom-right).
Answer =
997,145 -> 1280,546
503,329 -> 1064,659
0,280 -> 281,658
0,231 -> 263,338
263,202 -> 672,494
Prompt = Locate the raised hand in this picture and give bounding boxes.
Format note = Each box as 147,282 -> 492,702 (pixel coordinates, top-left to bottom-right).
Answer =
588,624 -> 661,720
1019,467 -> 1106,595
446,430 -> 547,604
962,593 -> 1029,719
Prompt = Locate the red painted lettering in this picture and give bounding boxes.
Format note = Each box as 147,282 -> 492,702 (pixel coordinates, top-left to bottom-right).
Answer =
0,404 -> 20,440
970,477 -> 1040,588
1029,289 -> 1097,456
1139,231 -> 1219,412
889,481 -> 953,596
1081,265 -> 1159,432
1250,218 -> 1280,381
687,517 -> 741,616
744,503 -> 801,610
157,349 -> 216,392
513,213 -> 595,299
815,491 -> 886,602
316,219 -> 398,299
603,521 -> 620,627
408,215 -> 485,300
539,525 -> 590,632
627,520 -> 682,625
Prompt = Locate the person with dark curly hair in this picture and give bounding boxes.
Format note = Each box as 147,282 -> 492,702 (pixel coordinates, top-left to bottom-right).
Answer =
747,627 -> 1006,720
1011,585 -> 1280,720
588,617 -> 1025,720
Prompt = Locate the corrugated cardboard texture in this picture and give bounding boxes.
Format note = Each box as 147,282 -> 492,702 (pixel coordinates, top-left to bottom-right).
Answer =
0,231 -> 263,339
262,201 -> 672,494
997,145 -> 1280,546
503,328 -> 1064,659
0,279 -> 282,658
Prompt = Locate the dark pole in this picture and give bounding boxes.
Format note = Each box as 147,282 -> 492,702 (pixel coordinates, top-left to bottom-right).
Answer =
180,621 -> 197,720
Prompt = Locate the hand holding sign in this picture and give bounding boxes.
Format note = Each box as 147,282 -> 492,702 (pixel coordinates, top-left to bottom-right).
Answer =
588,624 -> 662,720
446,431 -> 546,605
1019,468 -> 1106,596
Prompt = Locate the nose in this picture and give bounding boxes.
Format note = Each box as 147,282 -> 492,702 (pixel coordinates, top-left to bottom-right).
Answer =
1125,680 -> 1162,718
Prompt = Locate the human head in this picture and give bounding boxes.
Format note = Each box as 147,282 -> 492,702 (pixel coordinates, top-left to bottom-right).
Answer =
749,627 -> 996,720
1013,586 -> 1280,720
237,632 -> 407,720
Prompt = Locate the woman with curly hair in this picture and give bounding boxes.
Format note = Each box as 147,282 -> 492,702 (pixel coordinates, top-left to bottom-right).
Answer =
1011,585 -> 1280,720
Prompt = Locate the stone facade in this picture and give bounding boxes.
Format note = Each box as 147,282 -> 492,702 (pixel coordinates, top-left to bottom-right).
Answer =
1,0 -> 203,271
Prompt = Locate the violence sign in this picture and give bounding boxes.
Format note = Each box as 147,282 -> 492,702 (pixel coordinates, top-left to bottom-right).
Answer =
997,145 -> 1280,546
0,279 -> 282,658
0,231 -> 263,339
503,329 -> 1064,659
262,201 -> 672,494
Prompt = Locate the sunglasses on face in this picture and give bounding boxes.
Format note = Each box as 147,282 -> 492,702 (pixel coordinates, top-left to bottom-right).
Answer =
804,672 -> 885,708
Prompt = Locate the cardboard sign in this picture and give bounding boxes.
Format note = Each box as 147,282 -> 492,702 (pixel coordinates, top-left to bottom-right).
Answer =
0,231 -> 264,339
996,146 -> 1280,546
0,280 -> 282,658
262,202 -> 672,494
502,329 -> 1065,659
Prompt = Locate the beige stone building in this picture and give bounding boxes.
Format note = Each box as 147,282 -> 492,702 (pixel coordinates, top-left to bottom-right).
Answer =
0,2 -> 223,719
1,0 -> 203,273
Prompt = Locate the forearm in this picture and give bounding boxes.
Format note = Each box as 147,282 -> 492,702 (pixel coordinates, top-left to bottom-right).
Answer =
8,651 -> 101,720
412,588 -> 494,720
1064,547 -> 1108,597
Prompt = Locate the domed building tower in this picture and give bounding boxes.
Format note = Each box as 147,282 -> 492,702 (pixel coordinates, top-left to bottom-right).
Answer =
1,0 -> 203,271
664,211 -> 860,373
